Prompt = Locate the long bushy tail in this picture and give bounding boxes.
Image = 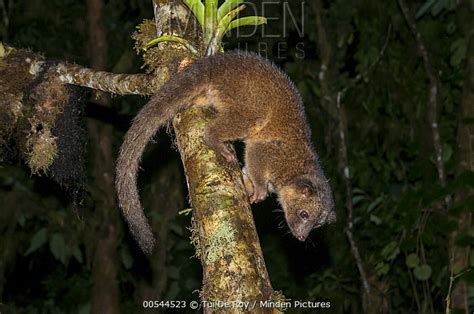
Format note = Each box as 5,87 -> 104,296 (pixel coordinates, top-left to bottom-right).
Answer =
115,68 -> 206,255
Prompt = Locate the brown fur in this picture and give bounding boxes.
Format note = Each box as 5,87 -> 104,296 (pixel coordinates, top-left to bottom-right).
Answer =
116,51 -> 335,254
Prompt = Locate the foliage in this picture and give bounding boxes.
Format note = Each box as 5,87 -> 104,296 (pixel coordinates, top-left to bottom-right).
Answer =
0,0 -> 473,313
146,0 -> 266,54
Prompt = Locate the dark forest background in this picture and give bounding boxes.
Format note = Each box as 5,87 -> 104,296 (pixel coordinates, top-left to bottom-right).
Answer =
0,0 -> 473,313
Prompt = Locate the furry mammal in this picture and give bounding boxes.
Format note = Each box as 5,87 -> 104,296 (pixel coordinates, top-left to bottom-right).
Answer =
116,51 -> 335,254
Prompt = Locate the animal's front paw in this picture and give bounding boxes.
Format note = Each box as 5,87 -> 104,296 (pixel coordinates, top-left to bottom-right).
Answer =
249,185 -> 268,204
221,148 -> 237,163
213,144 -> 236,163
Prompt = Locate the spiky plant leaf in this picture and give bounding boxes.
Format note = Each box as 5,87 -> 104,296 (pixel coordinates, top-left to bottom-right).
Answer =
183,0 -> 205,26
218,0 -> 244,20
228,16 -> 267,32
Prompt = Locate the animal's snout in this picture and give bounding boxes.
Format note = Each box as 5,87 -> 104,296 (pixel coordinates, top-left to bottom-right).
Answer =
297,235 -> 306,241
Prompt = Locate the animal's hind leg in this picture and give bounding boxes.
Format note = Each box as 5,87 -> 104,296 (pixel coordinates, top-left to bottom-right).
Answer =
203,109 -> 261,163
244,142 -> 272,203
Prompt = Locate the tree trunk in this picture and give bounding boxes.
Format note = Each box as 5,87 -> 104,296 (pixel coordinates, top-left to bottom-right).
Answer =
173,106 -> 278,313
449,1 -> 474,312
86,0 -> 120,313
146,1 -> 281,312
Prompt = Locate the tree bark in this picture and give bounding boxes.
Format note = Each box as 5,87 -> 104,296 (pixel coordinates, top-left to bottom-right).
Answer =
448,1 -> 474,312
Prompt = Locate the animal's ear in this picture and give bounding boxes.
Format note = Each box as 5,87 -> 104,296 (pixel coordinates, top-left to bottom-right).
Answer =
294,178 -> 316,197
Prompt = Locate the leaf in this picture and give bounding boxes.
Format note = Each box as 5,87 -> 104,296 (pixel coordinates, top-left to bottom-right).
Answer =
352,188 -> 366,194
143,35 -> 198,54
406,253 -> 420,268
205,0 -> 219,30
215,3 -> 246,39
352,195 -> 365,206
381,241 -> 400,261
228,16 -> 267,32
49,233 -> 67,265
431,0 -> 447,16
25,228 -> 48,255
443,144 -> 453,162
218,0 -> 244,20
416,0 -> 436,19
434,266 -> 448,288
450,38 -> 467,67
375,262 -> 390,276
367,196 -> 383,212
72,246 -> 83,264
414,264 -> 432,280
183,0 -> 205,26
370,214 -> 382,225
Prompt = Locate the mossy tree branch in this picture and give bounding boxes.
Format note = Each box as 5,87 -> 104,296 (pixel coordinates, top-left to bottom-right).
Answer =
151,0 -> 281,311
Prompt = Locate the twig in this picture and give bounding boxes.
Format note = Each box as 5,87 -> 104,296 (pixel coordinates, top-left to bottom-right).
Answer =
397,0 -> 449,207
406,253 -> 422,312
337,92 -> 371,299
312,0 -> 372,306
446,267 -> 472,313
397,1 -> 453,312
311,0 -> 336,120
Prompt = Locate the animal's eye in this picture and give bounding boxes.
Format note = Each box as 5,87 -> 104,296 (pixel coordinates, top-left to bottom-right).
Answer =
299,210 -> 309,220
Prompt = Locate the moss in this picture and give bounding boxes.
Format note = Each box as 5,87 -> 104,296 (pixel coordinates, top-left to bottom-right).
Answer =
132,19 -> 198,76
0,47 -> 86,202
49,85 -> 86,202
0,49 -> 44,157
132,19 -> 157,53
189,216 -> 202,260
204,221 -> 236,265
26,129 -> 58,174
19,67 -> 66,175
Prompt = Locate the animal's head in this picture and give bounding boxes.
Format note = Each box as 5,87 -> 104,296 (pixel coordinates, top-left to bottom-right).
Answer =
279,177 -> 336,241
